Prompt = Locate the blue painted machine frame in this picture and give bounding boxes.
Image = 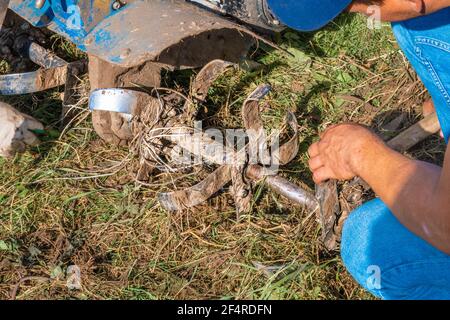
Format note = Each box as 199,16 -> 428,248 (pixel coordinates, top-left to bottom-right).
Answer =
9,0 -> 250,68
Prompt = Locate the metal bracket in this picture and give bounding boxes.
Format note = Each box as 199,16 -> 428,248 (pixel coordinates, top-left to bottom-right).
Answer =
0,38 -> 87,127
0,41 -> 86,96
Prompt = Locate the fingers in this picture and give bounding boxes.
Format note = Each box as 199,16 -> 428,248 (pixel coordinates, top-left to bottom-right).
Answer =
308,156 -> 323,171
308,142 -> 320,158
308,143 -> 329,183
309,124 -> 340,157
312,166 -> 334,184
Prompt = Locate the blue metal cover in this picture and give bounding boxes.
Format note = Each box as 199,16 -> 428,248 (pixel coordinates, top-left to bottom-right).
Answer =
10,0 -> 249,68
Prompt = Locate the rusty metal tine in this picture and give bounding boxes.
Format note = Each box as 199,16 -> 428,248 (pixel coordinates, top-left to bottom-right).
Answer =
21,41 -> 67,69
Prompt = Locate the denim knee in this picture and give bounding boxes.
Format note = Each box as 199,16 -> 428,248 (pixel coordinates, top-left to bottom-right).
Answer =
341,198 -> 388,298
341,198 -> 450,299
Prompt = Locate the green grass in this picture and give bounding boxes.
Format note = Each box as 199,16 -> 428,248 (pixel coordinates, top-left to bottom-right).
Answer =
0,13 -> 445,300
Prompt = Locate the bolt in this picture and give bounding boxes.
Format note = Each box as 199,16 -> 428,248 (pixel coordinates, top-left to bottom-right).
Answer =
35,0 -> 46,9
112,1 -> 122,10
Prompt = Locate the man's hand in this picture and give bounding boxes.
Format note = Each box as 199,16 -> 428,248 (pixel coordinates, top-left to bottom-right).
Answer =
308,124 -> 385,184
307,122 -> 450,255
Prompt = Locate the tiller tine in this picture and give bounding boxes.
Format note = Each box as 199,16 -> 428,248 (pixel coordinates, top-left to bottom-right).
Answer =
89,85 -> 318,216
88,61 -> 320,217
0,39 -> 87,125
315,180 -> 341,251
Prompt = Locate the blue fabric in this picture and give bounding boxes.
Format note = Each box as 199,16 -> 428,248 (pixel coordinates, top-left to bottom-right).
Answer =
392,8 -> 450,143
342,8 -> 450,300
267,0 -> 352,31
342,199 -> 450,300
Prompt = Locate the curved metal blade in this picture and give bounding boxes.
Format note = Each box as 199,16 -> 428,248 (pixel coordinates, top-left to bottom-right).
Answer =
242,87 -> 300,167
158,165 -> 232,212
273,111 -> 300,166
89,88 -> 151,116
0,64 -> 67,95
315,180 -> 340,251
192,59 -> 236,102
183,59 -> 236,123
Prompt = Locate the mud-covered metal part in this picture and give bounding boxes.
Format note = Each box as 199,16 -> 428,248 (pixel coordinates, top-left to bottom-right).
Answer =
247,164 -> 318,212
387,111 -> 441,152
156,119 -> 313,212
183,59 -> 236,123
61,61 -> 88,125
18,40 -> 67,68
11,0 -> 256,69
89,89 -> 149,115
0,65 -> 65,95
89,60 -> 231,147
315,180 -> 340,251
158,165 -> 232,212
157,60 -> 240,212
157,140 -> 316,212
224,0 -> 283,31
276,112 -> 300,165
88,55 -> 163,146
230,84 -> 272,215
0,38 -> 70,94
231,163 -> 253,216
242,84 -> 271,131
241,85 -> 300,165
192,60 -> 236,102
0,29 -> 87,124
168,84 -> 272,214
241,84 -> 273,169
242,86 -> 300,165
0,40 -> 86,95
12,40 -> 87,124
89,59 -> 234,126
89,81 -> 313,214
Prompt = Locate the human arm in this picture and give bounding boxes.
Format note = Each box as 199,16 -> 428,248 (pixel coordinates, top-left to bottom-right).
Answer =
308,124 -> 450,254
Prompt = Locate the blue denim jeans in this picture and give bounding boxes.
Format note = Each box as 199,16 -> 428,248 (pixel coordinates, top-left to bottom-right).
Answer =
341,8 -> 450,300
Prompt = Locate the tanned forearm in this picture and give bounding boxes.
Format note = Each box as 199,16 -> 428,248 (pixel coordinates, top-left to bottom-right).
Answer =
356,141 -> 450,254
349,0 -> 450,21
435,0 -> 450,10
309,123 -> 450,253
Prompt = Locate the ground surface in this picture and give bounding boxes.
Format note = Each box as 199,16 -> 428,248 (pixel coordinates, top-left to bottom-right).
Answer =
0,13 -> 446,300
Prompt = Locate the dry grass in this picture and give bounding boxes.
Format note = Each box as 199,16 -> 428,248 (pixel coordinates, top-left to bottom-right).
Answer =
0,13 -> 446,300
